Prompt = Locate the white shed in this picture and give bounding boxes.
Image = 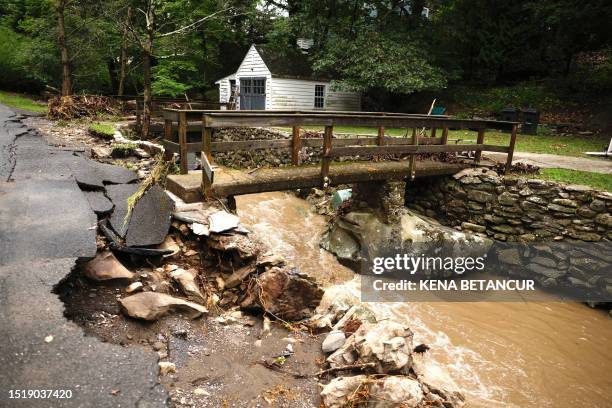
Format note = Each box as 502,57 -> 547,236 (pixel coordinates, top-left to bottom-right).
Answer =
214,44 -> 361,111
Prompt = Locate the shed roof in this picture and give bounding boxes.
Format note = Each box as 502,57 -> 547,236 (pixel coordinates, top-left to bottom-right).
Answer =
214,73 -> 236,84
253,44 -> 330,81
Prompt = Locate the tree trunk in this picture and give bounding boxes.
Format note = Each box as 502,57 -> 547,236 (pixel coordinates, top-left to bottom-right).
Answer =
118,6 -> 131,97
563,53 -> 573,77
57,0 -> 72,96
107,58 -> 118,94
141,3 -> 154,139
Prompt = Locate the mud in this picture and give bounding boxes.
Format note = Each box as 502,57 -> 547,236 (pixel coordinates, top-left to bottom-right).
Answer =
57,271 -> 324,407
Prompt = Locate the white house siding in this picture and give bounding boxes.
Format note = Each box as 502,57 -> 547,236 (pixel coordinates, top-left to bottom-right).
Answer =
270,78 -> 361,111
217,80 -> 230,103
216,44 -> 361,111
234,45 -> 272,110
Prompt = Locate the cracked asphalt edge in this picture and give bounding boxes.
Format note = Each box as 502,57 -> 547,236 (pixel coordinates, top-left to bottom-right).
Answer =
0,104 -> 169,407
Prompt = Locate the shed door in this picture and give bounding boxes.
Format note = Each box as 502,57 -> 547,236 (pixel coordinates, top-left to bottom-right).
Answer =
239,78 -> 266,110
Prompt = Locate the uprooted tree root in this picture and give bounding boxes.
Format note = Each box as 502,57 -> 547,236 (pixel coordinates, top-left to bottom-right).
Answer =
48,94 -> 120,120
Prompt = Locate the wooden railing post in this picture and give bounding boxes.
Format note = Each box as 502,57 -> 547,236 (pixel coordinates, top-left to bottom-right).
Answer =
377,126 -> 385,145
441,127 -> 449,145
201,114 -> 214,199
321,125 -> 333,185
178,111 -> 188,174
504,124 -> 518,174
474,128 -> 485,163
431,127 -> 437,138
291,126 -> 301,165
163,119 -> 173,161
202,115 -> 212,162
409,125 -> 418,180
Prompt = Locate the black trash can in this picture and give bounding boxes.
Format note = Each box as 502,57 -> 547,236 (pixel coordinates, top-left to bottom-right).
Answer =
500,108 -> 518,133
521,108 -> 539,134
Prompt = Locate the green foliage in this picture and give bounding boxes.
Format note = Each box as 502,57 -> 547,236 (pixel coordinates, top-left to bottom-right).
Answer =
152,60 -> 200,97
537,168 -> 612,192
0,90 -> 47,113
447,83 -> 563,115
1,0 -> 611,103
314,31 -> 447,94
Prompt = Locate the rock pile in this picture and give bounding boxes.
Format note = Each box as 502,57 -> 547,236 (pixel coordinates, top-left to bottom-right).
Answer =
317,309 -> 465,408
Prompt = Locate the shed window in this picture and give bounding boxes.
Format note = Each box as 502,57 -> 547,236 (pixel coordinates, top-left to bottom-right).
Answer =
314,85 -> 325,108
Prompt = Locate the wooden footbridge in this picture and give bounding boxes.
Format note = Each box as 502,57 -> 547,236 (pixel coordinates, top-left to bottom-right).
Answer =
161,110 -> 518,203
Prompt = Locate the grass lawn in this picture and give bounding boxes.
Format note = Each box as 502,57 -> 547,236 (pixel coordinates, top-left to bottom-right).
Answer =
280,125 -> 609,158
534,168 -> 612,192
88,122 -> 115,137
0,91 -> 47,114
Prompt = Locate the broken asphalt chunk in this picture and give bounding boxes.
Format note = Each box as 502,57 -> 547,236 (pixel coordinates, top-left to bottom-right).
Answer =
82,190 -> 113,215
108,184 -> 174,247
68,155 -> 137,189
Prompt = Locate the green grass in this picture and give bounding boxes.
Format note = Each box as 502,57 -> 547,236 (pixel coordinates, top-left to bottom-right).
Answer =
0,91 -> 47,114
278,126 -> 609,158
535,168 -> 612,192
111,142 -> 137,158
88,122 -> 115,138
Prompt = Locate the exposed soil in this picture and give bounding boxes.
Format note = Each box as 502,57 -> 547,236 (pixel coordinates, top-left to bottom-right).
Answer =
57,271 -> 324,408
24,115 -> 102,150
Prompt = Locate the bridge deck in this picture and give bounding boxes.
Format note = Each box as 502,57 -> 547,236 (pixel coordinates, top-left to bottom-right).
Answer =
167,159 -> 471,202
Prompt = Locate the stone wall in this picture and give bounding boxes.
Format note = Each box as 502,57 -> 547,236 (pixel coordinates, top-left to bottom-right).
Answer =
401,169 -> 612,301
405,168 -> 612,243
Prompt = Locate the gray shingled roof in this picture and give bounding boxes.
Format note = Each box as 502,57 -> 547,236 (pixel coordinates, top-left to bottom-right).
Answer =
254,44 -> 330,81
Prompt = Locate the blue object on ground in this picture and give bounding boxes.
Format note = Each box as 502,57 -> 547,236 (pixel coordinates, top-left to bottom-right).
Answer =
331,188 -> 352,210
431,106 -> 446,115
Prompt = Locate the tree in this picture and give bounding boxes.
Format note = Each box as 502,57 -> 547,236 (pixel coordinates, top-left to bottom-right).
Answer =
114,0 -> 235,138
266,0 -> 447,97
117,6 -> 132,96
55,0 -> 72,95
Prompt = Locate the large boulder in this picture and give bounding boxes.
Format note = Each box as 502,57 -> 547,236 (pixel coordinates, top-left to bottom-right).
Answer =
321,210 -> 492,277
327,321 -> 414,374
320,375 -> 368,408
368,376 -> 424,408
240,266 -> 324,321
83,250 -> 135,281
320,375 -> 425,408
119,292 -> 208,321
412,354 -> 466,408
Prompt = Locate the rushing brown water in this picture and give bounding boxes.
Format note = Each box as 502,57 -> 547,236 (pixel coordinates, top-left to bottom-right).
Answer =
236,192 -> 612,408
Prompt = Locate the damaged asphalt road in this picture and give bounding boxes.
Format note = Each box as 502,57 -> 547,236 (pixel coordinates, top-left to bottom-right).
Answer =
0,103 -> 168,407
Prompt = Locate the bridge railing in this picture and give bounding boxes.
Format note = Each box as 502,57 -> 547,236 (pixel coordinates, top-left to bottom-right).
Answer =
160,109 -> 518,196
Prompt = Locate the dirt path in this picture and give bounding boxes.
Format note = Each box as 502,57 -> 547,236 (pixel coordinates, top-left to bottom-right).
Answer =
486,151 -> 612,174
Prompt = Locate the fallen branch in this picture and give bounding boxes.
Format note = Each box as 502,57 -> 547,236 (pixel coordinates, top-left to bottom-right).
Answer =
316,362 -> 376,377
256,360 -> 309,379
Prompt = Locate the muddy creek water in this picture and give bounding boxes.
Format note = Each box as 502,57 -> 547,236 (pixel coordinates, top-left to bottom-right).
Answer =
237,191 -> 612,408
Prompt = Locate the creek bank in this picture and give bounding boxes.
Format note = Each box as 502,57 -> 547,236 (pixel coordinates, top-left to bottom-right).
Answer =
404,168 -> 612,302
406,168 -> 612,243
